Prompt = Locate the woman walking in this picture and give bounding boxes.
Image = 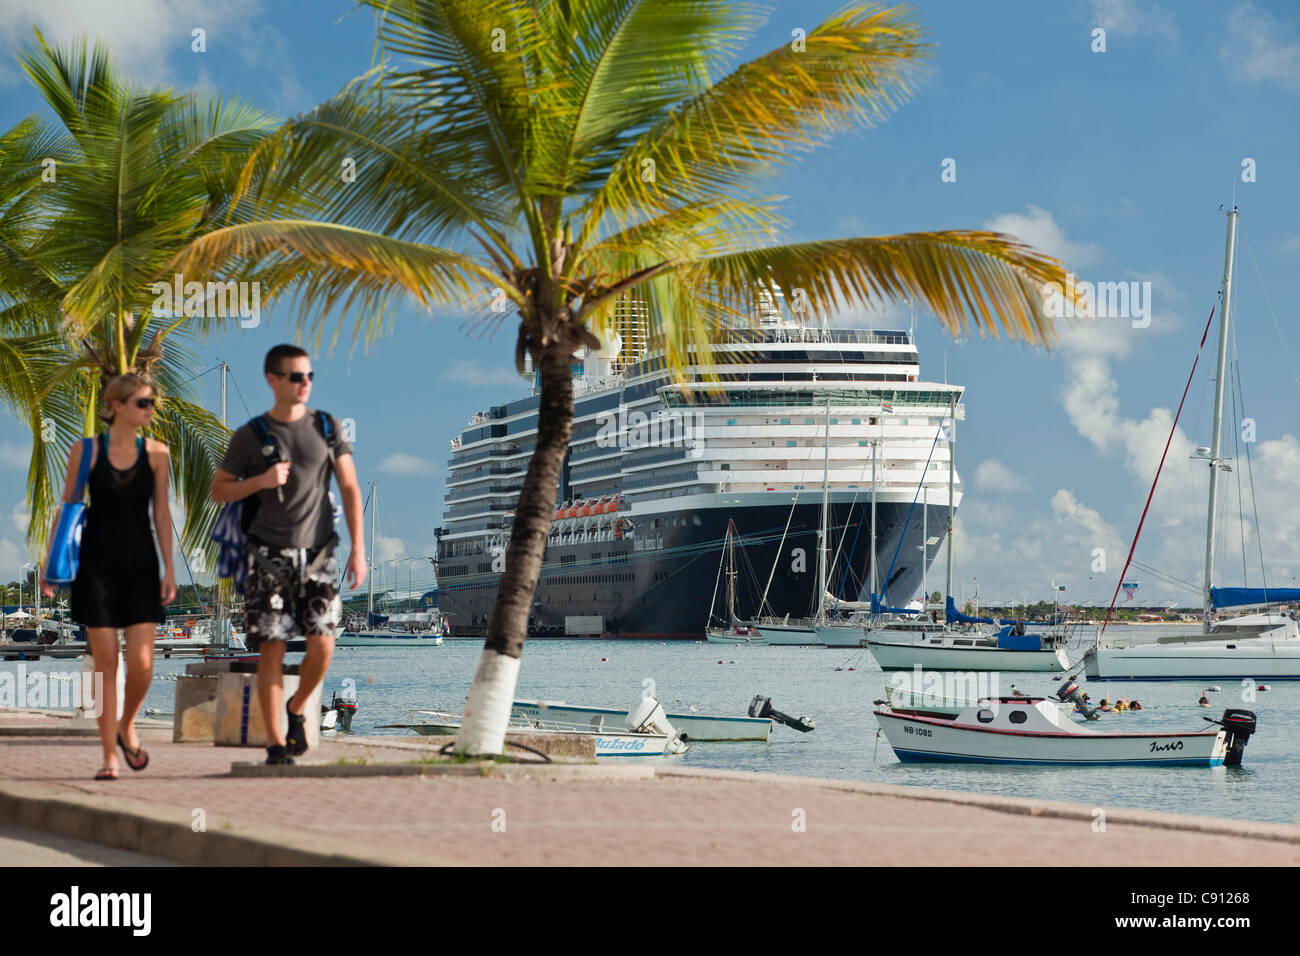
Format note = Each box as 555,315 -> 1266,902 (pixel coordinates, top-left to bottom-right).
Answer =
42,374 -> 177,779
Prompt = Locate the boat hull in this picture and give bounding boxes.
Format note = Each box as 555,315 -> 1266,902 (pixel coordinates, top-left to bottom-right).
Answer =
756,624 -> 820,645
866,639 -> 1069,672
336,631 -> 444,647
512,700 -> 771,742
1085,641 -> 1300,680
439,500 -> 951,639
817,624 -> 866,647
874,711 -> 1227,765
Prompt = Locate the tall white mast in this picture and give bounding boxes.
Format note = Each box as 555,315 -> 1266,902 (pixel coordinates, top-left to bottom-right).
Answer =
368,481 -> 377,622
945,393 -> 956,608
920,480 -> 928,615
1203,207 -> 1237,628
869,438 -> 878,597
818,395 -> 831,620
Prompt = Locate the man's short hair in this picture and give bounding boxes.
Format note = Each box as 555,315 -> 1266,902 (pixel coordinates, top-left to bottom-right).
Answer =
265,344 -> 310,375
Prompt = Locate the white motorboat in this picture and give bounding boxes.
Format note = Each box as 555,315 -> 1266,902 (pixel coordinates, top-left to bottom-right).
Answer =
874,682 -> 1257,766
409,697 -> 690,757
336,627 -> 444,647
337,611 -> 447,647
705,624 -> 765,644
1085,208 -> 1300,680
512,698 -> 772,741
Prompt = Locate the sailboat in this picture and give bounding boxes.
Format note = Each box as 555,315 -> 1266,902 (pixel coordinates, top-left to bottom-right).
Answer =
864,397 -> 1071,671
338,482 -> 445,648
753,398 -> 870,646
1085,207 -> 1300,680
705,520 -> 765,643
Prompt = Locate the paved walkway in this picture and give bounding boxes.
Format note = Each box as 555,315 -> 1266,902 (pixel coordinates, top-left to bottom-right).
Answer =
2,710 -> 1297,866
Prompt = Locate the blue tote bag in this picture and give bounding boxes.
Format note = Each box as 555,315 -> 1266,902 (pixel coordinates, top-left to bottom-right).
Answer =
43,437 -> 94,586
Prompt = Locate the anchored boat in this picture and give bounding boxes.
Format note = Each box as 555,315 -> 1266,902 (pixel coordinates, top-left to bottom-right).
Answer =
409,697 -> 690,756
874,681 -> 1257,766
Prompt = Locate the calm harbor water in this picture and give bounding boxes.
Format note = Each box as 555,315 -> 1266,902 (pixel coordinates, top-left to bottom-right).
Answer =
9,625 -> 1298,826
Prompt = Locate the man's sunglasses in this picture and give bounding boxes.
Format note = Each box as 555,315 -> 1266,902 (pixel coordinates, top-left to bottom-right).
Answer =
134,397 -> 157,409
273,371 -> 315,384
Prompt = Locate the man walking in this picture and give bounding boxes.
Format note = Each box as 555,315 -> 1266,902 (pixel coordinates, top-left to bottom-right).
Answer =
212,345 -> 365,764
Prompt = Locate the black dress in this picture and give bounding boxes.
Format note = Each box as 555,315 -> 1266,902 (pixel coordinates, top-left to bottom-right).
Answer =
70,434 -> 165,628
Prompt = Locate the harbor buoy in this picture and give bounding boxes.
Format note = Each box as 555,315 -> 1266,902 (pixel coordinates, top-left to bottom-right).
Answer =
601,657 -> 607,662
834,666 -> 843,671
1258,684 -> 1271,691
1206,685 -> 1221,692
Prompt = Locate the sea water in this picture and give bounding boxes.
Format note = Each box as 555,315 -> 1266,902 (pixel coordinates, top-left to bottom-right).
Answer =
9,626 -> 1298,826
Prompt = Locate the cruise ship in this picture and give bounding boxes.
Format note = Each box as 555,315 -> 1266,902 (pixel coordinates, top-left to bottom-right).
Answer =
435,295 -> 963,639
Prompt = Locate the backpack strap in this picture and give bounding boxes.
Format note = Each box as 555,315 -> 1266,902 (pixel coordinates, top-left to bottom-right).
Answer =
312,409 -> 340,463
248,416 -> 280,469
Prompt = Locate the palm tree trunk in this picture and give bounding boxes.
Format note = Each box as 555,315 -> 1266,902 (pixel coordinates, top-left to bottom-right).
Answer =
453,343 -> 573,755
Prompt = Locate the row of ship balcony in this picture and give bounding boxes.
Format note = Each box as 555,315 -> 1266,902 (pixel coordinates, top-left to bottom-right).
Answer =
442,466 -> 960,527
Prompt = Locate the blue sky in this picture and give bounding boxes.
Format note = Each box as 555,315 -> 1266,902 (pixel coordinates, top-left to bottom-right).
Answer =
1,0 -> 1299,609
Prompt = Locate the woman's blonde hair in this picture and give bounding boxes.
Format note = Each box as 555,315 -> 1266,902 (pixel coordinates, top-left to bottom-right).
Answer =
100,373 -> 157,424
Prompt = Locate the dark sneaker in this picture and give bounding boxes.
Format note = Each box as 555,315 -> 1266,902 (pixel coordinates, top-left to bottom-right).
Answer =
266,744 -> 295,765
285,699 -> 308,756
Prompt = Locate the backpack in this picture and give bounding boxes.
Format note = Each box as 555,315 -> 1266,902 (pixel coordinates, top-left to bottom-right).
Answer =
211,410 -> 343,593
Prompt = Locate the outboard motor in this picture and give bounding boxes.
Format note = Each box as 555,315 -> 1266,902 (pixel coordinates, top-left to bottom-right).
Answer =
1056,679 -> 1100,721
332,690 -> 358,733
626,697 -> 688,754
749,695 -> 815,733
1206,709 -> 1257,766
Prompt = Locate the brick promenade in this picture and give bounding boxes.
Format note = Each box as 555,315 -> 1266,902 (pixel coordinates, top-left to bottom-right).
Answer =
2,711 -> 1297,866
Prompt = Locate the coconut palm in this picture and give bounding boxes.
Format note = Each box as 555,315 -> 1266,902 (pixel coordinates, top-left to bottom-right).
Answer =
0,32 -> 288,559
172,0 -> 1072,754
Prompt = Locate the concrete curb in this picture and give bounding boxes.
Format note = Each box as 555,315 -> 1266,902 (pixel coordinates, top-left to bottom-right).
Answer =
0,780 -> 452,867
654,766 -> 1300,844
229,760 -> 655,780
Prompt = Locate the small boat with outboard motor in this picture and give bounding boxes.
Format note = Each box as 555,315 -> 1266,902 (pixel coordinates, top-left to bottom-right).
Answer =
409,697 -> 691,757
873,679 -> 1257,766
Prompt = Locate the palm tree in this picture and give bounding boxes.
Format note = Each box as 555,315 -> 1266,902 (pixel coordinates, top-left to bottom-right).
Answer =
0,32 -> 279,558
173,0 -> 1072,755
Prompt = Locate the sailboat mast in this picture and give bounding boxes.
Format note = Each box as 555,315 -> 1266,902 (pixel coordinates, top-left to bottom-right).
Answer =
1203,207 -> 1237,628
921,481 -> 928,615
818,394 -> 830,619
727,519 -> 737,622
368,480 -> 377,621
870,438 -> 878,597
945,394 -> 955,606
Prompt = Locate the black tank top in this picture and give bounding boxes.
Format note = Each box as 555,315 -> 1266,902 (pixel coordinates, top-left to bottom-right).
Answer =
80,434 -> 158,575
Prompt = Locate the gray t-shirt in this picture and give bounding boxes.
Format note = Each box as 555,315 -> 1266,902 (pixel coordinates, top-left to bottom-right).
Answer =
219,409 -> 353,549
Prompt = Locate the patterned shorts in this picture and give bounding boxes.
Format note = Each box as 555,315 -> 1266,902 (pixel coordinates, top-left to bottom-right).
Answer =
242,543 -> 342,648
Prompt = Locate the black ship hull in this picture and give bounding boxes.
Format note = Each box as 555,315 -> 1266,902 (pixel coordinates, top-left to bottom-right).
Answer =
437,501 -> 952,639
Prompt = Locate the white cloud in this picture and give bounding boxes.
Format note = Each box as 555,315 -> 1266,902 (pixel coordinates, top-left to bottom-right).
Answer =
445,361 -> 531,388
1083,0 -> 1179,43
377,453 -> 439,476
983,206 -> 1103,270
974,459 -> 1028,493
374,535 -> 405,565
1221,1 -> 1300,90
0,537 -> 25,580
12,501 -> 30,534
1281,236 -> 1300,254
0,0 -> 305,108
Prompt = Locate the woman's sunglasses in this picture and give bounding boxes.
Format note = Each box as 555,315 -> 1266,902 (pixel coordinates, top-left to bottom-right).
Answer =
133,397 -> 157,409
273,371 -> 315,384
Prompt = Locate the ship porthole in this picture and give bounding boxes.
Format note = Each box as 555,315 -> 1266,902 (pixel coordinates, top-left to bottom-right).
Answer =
1008,711 -> 1028,724
976,709 -> 994,723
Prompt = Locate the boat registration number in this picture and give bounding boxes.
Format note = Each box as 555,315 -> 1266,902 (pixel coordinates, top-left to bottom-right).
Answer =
903,725 -> 933,737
